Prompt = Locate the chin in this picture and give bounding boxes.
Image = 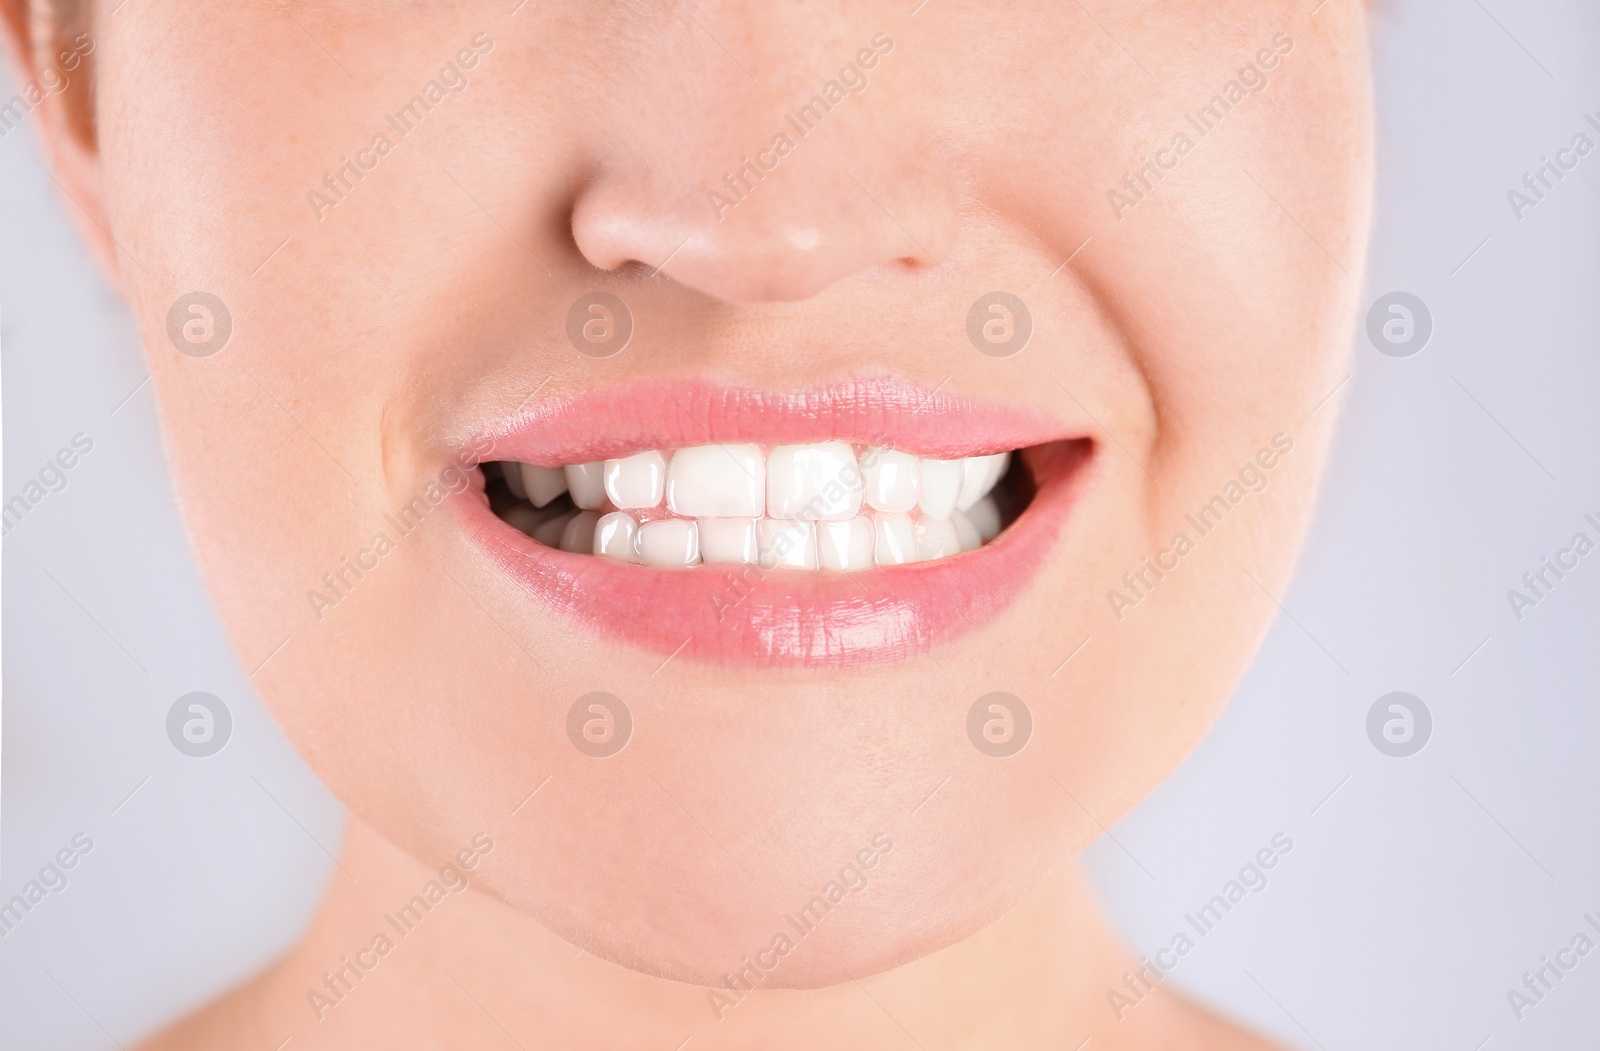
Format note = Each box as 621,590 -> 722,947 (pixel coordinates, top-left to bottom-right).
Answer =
463,791 -> 1070,989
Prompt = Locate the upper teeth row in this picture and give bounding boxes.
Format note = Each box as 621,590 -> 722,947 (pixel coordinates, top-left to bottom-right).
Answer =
496,443 -> 1015,570
502,442 -> 1012,522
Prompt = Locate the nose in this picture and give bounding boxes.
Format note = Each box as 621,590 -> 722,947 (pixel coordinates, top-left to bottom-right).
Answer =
567,24 -> 957,304
573,160 -> 956,304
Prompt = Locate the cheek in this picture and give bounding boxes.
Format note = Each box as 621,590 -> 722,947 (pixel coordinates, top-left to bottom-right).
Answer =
100,3 -> 509,677
966,7 -> 1370,436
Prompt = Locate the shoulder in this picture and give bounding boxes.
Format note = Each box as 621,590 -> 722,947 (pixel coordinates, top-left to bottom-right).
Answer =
1171,993 -> 1288,1051
1106,980 -> 1289,1051
135,970 -> 281,1051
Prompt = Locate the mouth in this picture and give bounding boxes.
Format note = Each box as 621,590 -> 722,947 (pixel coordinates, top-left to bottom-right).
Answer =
457,377 -> 1092,668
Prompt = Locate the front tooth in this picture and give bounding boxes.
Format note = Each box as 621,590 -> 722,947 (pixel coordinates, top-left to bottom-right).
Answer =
521,464 -> 569,508
955,452 -> 1009,511
949,509 -> 983,552
638,519 -> 700,567
564,462 -> 607,510
965,496 -> 1002,542
985,451 -> 1011,494
697,518 -> 759,564
666,444 -> 765,518
817,517 -> 875,571
594,511 -> 640,561
917,458 -> 961,519
862,447 -> 920,513
603,451 -> 666,509
914,517 -> 962,561
559,510 -> 599,553
766,442 -> 863,521
873,513 -> 919,565
758,519 -> 819,569
503,461 -> 528,501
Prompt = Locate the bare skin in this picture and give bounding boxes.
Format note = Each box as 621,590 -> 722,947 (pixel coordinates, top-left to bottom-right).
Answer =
144,820 -> 1280,1051
3,0 -> 1371,1045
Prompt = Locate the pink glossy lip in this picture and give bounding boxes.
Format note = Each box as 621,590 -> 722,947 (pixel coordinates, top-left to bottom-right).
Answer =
457,378 -> 1093,668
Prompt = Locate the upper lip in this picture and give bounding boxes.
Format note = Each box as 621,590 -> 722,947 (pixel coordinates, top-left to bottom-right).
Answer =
466,374 -> 1074,465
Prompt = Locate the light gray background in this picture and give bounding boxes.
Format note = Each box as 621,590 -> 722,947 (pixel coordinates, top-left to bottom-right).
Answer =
3,1 -> 1597,1047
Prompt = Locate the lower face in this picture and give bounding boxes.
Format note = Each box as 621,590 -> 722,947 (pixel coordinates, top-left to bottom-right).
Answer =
95,0 -> 1369,984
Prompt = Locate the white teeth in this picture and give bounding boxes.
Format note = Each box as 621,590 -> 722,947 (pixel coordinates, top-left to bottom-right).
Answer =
956,452 -> 1009,511
759,518 -> 819,569
766,442 -> 863,521
503,462 -> 528,501
594,511 -> 640,562
861,446 -> 920,514
564,462 -> 607,510
873,513 -> 918,565
914,517 -> 961,561
986,451 -> 1012,495
666,444 -> 765,518
532,509 -> 574,547
949,509 -> 983,553
965,496 -> 1002,542
917,459 -> 962,520
521,464 -> 569,508
604,451 -> 666,510
817,517 -> 875,571
501,443 -> 1017,569
559,510 -> 599,553
638,518 -> 700,567
698,517 -> 760,564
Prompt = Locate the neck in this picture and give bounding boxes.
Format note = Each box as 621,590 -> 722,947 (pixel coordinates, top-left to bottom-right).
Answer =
153,819 -> 1240,1050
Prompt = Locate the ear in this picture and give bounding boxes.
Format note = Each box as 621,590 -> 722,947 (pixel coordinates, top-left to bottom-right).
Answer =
1,0 -> 123,293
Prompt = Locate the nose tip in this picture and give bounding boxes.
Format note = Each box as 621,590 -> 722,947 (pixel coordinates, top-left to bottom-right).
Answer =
570,162 -> 956,304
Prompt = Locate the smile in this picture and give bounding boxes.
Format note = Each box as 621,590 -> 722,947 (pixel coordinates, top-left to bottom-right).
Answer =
490,441 -> 1015,569
457,377 -> 1093,667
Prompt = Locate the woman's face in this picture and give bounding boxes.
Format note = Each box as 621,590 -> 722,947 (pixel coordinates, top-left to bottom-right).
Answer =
50,0 -> 1368,984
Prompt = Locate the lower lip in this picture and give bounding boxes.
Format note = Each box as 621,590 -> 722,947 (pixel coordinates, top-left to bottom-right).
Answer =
460,442 -> 1091,669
